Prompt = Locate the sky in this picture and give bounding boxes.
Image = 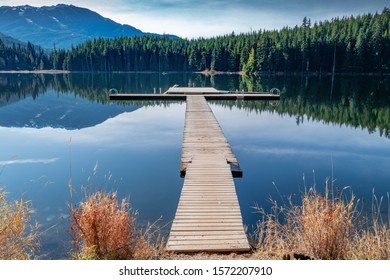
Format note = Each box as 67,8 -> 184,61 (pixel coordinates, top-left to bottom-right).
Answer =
0,0 -> 388,38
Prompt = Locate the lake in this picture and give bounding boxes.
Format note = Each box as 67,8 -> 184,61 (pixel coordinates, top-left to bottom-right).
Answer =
0,73 -> 389,259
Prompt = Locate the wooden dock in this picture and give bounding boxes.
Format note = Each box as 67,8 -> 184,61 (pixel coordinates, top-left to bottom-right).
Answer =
166,95 -> 250,252
109,87 -> 279,252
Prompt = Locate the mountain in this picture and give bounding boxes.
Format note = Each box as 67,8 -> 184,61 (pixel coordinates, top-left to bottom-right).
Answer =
0,4 -> 175,49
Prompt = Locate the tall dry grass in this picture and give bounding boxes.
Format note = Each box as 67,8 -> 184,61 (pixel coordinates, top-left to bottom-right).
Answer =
0,187 -> 40,259
347,191 -> 390,259
255,180 -> 389,260
69,190 -> 163,260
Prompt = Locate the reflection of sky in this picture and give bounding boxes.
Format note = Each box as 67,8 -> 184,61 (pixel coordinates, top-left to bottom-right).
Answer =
0,158 -> 59,166
1,97 -> 389,258
0,104 -> 184,148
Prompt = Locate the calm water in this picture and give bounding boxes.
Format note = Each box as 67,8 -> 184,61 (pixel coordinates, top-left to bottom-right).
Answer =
0,73 -> 389,259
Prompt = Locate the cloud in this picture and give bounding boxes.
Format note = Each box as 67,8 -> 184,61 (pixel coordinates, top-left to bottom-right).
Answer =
0,158 -> 59,166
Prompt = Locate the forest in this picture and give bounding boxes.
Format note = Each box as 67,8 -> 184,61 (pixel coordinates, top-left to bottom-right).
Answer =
1,8 -> 390,74
0,41 -> 49,71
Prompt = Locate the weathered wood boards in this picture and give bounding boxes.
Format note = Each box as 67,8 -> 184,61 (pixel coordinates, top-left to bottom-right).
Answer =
180,95 -> 241,177
166,95 -> 250,252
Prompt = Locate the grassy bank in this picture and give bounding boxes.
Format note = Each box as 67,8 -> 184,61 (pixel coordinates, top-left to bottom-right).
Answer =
254,182 -> 389,260
67,183 -> 389,260
1,183 -> 389,260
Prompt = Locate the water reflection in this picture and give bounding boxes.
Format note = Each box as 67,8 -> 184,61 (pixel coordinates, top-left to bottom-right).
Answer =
1,73 -> 389,137
0,72 -> 389,259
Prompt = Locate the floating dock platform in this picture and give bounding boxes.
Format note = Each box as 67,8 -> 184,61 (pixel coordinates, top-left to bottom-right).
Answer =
109,86 -> 280,101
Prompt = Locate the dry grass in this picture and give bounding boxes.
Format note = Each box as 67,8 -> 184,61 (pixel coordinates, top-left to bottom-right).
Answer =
69,190 -> 163,260
348,221 -> 389,259
0,187 -> 40,260
255,181 -> 389,260
346,192 -> 390,259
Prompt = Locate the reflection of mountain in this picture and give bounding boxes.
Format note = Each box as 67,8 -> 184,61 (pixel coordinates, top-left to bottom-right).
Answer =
0,90 -> 140,130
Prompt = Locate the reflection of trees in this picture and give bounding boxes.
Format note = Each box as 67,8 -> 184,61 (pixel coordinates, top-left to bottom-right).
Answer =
211,76 -> 390,138
0,73 -> 196,105
0,74 -> 47,105
0,73 -> 389,138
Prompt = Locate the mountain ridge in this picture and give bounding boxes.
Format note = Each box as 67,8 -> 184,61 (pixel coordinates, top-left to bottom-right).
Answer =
0,4 -> 177,49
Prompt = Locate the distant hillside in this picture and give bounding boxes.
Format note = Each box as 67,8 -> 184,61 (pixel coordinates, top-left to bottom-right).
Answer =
0,4 -> 177,49
0,31 -> 48,71
0,32 -> 27,46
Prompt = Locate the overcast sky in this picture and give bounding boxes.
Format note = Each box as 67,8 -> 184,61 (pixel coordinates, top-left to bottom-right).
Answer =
0,0 -> 388,38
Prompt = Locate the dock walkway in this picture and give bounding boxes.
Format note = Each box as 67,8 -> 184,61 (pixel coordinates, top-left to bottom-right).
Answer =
166,95 -> 250,252
109,87 -> 279,252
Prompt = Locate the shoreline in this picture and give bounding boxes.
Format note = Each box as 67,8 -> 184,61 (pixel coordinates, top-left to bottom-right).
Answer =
0,69 -> 389,77
0,69 -> 70,74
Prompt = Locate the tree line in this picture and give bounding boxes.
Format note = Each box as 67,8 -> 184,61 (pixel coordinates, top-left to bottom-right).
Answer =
0,41 -> 50,71
1,8 -> 390,73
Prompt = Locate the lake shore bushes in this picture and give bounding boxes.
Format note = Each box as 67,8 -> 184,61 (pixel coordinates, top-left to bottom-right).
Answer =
254,182 -> 389,260
0,184 -> 388,260
68,190 -> 163,260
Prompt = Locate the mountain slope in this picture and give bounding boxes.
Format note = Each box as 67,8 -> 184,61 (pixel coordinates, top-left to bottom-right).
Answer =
0,4 -> 171,49
0,32 -> 28,47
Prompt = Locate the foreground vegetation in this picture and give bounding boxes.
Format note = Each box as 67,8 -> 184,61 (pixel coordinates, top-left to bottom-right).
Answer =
1,8 -> 390,73
255,182 -> 389,260
69,190 -> 163,260
0,187 -> 39,260
1,184 -> 388,260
